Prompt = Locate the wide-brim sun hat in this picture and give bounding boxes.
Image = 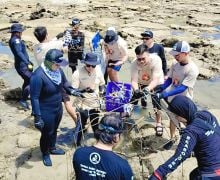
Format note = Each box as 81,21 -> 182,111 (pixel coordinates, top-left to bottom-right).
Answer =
45,49 -> 68,67
81,52 -> 100,66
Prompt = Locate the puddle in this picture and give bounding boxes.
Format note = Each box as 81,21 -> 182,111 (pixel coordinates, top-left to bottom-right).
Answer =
214,25 -> 220,30
200,32 -> 220,40
171,30 -> 185,36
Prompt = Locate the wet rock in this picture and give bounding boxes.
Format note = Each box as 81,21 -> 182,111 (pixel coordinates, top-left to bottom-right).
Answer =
2,87 -> 22,100
161,38 -> 179,47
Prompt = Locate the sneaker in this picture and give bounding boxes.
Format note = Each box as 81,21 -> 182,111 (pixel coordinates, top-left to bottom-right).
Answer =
163,139 -> 175,150
42,154 -> 52,166
19,100 -> 30,110
50,147 -> 65,155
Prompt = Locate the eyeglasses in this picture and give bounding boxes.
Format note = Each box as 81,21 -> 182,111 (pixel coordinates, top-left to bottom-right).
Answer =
141,37 -> 151,40
137,57 -> 146,62
86,64 -> 96,68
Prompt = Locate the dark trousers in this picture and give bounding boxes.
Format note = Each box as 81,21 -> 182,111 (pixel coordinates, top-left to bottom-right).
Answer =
75,109 -> 100,146
68,51 -> 83,73
40,107 -> 63,155
16,66 -> 32,101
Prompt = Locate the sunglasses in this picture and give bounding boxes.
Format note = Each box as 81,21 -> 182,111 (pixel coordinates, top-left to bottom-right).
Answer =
137,57 -> 146,62
141,37 -> 151,40
86,64 -> 96,68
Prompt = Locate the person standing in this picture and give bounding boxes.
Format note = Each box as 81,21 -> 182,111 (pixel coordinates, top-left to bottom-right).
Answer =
9,23 -> 33,110
155,41 -> 199,149
33,26 -> 78,123
131,44 -> 164,136
103,28 -> 128,82
30,49 -> 82,166
64,18 -> 85,73
72,52 -> 105,146
149,95 -> 220,180
141,30 -> 167,77
73,114 -> 134,180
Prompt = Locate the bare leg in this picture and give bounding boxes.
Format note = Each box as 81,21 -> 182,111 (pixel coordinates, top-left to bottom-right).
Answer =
64,100 -> 77,123
170,120 -> 176,139
107,68 -> 119,82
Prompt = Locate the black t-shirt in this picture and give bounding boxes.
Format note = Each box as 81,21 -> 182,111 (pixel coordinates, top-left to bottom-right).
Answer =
148,43 -> 167,75
73,146 -> 133,180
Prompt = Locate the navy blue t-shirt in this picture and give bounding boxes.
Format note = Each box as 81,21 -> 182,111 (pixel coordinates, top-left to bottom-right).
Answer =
73,146 -> 133,180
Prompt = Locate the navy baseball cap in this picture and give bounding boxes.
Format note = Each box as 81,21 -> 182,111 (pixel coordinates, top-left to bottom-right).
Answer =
170,41 -> 190,56
45,49 -> 68,66
81,52 -> 100,66
104,30 -> 118,44
141,30 -> 153,38
9,23 -> 25,33
70,18 -> 80,26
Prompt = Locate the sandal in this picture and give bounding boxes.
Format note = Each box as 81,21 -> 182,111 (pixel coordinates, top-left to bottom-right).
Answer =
155,125 -> 163,136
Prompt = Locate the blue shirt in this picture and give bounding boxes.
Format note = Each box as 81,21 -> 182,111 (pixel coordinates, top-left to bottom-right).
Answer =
157,110 -> 220,177
73,146 -> 133,180
9,35 -> 30,68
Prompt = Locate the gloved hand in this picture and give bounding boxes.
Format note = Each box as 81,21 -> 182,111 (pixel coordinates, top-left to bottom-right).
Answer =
34,116 -> 44,131
154,85 -> 164,93
134,89 -> 144,99
64,85 -> 84,98
99,85 -> 106,96
143,87 -> 150,96
81,87 -> 94,93
155,93 -> 164,100
28,63 -> 33,72
56,32 -> 64,39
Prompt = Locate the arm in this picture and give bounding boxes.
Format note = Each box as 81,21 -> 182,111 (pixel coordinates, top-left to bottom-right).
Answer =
12,40 -> 30,65
159,46 -> 167,75
30,74 -> 42,117
153,130 -> 197,178
162,84 -> 187,98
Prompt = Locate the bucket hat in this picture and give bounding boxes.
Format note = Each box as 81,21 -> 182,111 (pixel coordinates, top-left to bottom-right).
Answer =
82,52 -> 100,66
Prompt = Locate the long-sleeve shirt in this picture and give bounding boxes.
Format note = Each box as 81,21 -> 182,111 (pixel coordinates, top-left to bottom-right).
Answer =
9,35 -> 30,68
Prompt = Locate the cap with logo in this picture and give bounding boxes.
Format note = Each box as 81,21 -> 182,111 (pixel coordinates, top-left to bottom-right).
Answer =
9,23 -> 25,33
45,49 -> 68,66
70,18 -> 80,26
169,41 -> 190,56
104,30 -> 118,44
141,30 -> 153,38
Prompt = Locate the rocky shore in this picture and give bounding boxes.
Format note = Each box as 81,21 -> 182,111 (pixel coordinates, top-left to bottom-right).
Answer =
0,0 -> 219,179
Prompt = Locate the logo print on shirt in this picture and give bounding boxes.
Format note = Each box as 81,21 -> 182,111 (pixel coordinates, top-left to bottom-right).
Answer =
89,152 -> 101,165
142,73 -> 149,81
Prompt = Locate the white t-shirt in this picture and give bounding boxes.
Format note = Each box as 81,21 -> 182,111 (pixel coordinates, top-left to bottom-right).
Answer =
72,66 -> 105,109
131,54 -> 164,86
167,59 -> 199,100
33,38 -> 63,65
103,36 -> 128,62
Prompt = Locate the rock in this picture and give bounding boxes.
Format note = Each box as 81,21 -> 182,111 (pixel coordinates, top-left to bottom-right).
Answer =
161,38 -> 179,47
2,87 -> 22,100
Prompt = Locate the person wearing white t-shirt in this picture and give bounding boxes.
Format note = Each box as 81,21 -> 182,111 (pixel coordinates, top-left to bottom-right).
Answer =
154,41 -> 199,150
103,29 -> 128,83
33,26 -> 78,123
131,44 -> 165,136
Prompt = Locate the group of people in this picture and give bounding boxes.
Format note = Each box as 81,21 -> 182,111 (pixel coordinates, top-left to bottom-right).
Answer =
8,19 -> 220,179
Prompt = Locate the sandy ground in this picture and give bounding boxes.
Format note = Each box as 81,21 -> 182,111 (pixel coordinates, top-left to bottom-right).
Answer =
0,0 -> 220,180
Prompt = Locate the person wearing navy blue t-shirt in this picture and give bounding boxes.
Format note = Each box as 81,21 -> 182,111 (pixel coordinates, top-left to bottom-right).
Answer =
141,30 -> 167,76
149,95 -> 220,180
73,114 -> 133,180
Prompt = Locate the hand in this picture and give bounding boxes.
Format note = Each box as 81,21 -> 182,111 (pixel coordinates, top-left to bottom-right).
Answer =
143,87 -> 150,96
28,63 -> 33,72
99,85 -> 106,96
34,116 -> 44,131
154,85 -> 164,93
70,88 -> 84,97
155,93 -> 164,100
134,89 -> 144,99
148,171 -> 163,180
56,32 -> 64,39
81,87 -> 94,93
